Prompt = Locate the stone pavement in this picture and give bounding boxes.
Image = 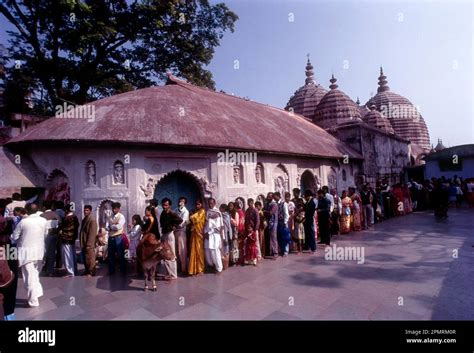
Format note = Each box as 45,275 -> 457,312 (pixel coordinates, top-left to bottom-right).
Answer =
14,209 -> 474,320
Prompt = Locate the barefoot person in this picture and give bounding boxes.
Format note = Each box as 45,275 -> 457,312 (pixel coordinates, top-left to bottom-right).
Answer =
188,199 -> 206,276
12,203 -> 47,307
204,198 -> 223,274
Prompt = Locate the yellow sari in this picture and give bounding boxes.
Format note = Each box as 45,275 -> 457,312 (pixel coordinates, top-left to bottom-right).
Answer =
188,208 -> 206,275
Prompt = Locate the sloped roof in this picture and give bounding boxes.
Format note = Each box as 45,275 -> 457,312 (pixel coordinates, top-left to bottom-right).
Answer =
6,75 -> 362,160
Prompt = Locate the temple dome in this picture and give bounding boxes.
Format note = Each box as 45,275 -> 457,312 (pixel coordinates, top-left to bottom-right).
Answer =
313,75 -> 362,129
365,67 -> 430,151
285,57 -> 328,119
434,138 -> 446,151
363,105 -> 395,134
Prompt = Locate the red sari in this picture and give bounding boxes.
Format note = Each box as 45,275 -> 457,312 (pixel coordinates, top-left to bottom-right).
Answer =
244,231 -> 258,265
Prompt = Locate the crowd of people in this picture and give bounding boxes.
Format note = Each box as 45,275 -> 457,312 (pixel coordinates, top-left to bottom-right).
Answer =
0,175 -> 473,319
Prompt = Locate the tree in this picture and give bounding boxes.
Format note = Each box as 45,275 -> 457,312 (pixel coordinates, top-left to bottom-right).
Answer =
0,0 -> 238,114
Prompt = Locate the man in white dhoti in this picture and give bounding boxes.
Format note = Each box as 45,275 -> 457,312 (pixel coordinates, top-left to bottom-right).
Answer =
174,197 -> 189,273
204,198 -> 223,273
12,203 -> 47,307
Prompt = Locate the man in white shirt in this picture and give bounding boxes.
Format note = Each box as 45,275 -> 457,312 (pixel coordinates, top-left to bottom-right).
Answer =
106,202 -> 126,275
4,193 -> 26,220
174,197 -> 190,273
204,198 -> 223,273
12,203 -> 47,307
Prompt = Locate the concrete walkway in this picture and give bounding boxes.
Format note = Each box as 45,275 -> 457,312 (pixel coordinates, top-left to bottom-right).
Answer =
14,208 -> 474,320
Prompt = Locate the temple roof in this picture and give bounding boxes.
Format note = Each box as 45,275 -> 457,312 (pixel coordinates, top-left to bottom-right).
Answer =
424,144 -> 474,161
7,74 -> 362,160
362,105 -> 395,134
313,75 -> 362,129
434,138 -> 446,151
285,56 -> 328,119
365,67 -> 430,151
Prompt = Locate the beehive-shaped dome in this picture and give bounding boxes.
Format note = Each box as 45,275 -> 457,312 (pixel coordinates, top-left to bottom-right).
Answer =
365,68 -> 430,151
363,104 -> 395,134
313,75 -> 362,129
285,57 -> 328,119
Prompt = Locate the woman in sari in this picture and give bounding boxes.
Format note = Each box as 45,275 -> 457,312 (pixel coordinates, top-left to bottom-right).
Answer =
219,204 -> 232,270
142,206 -> 159,240
349,188 -> 363,231
244,222 -> 258,266
188,199 -> 206,276
228,202 -> 239,265
340,190 -> 352,234
235,199 -> 245,265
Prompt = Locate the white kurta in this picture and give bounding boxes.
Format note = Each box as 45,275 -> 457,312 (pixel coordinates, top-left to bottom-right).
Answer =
204,208 -> 223,272
12,214 -> 48,267
204,208 -> 222,250
12,214 -> 47,305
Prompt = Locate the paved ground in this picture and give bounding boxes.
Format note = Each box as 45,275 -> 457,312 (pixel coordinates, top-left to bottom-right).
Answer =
14,208 -> 474,320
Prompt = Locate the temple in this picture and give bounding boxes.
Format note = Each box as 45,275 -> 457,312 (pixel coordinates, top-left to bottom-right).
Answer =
286,57 -> 432,184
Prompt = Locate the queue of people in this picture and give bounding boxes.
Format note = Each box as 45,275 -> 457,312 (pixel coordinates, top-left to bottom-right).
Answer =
0,175 -> 472,317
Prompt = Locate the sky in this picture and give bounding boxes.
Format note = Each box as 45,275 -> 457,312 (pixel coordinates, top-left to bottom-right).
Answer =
0,0 -> 472,147
207,0 -> 474,147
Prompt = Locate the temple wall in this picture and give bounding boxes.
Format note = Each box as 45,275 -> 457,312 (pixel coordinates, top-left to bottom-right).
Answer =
4,145 -> 360,221
331,125 -> 410,185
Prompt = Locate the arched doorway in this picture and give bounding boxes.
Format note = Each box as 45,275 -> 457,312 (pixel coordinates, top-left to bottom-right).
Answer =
300,170 -> 316,194
154,170 -> 203,212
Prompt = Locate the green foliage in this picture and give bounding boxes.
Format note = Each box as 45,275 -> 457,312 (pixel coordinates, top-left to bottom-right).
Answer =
0,0 -> 238,114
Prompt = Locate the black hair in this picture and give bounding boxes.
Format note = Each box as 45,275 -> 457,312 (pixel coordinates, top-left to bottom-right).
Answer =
25,203 -> 38,215
111,202 -> 121,209
84,205 -> 93,211
161,198 -> 172,206
12,193 -> 21,201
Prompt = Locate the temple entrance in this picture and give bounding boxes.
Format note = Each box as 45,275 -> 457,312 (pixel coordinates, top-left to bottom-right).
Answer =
154,170 -> 203,212
300,170 -> 317,194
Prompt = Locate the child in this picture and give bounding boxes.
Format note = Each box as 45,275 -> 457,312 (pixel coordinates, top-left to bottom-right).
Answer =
294,203 -> 305,254
244,222 -> 258,266
128,214 -> 143,262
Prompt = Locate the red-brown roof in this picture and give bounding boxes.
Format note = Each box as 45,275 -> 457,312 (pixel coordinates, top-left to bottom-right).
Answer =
6,75 -> 362,160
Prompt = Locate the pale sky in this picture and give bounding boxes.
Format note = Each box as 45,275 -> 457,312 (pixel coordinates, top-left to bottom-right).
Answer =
1,0 -> 472,147
208,0 -> 474,147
